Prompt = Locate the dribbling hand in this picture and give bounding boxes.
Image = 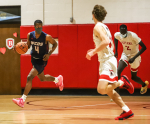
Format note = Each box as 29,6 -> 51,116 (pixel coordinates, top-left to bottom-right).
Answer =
86,49 -> 95,60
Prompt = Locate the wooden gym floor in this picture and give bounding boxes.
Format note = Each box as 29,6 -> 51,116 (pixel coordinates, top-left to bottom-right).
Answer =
0,95 -> 149,124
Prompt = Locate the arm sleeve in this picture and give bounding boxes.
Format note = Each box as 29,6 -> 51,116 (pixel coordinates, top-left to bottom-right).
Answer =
114,32 -> 120,40
132,32 -> 141,44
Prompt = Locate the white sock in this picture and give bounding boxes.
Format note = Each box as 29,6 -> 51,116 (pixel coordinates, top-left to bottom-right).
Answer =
54,77 -> 59,84
118,80 -> 124,86
122,105 -> 130,112
21,94 -> 27,102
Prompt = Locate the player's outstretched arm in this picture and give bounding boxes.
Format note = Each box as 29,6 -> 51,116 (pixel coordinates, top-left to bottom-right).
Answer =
43,35 -> 57,61
128,41 -> 146,63
47,35 -> 57,56
114,38 -> 118,58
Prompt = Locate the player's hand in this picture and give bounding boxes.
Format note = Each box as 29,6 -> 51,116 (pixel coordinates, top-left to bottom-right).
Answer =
86,49 -> 95,60
43,54 -> 50,61
128,57 -> 135,64
114,52 -> 118,58
87,49 -> 94,53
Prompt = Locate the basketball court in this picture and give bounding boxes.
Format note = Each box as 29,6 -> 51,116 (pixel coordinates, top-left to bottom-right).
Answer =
0,95 -> 149,124
0,1 -> 150,124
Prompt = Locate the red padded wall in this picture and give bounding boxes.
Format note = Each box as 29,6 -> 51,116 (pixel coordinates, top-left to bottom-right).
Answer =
20,26 -> 34,39
137,23 -> 150,88
20,23 -> 150,89
77,24 -> 98,88
42,25 -> 58,38
58,25 -> 78,88
20,25 -> 58,39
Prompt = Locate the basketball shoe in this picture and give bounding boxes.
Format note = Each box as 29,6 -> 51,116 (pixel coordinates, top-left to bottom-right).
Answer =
140,81 -> 149,94
12,98 -> 25,108
115,110 -> 134,120
56,75 -> 64,91
120,75 -> 134,94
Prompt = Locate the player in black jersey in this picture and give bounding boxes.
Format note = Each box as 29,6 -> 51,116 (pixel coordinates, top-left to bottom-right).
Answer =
12,20 -> 63,108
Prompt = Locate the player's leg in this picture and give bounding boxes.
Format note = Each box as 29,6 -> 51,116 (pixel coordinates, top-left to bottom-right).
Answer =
97,80 -> 121,95
37,71 -> 64,91
98,76 -> 134,96
130,56 -> 149,94
12,67 -> 38,107
118,60 -> 128,79
131,71 -> 145,86
98,57 -> 134,120
107,89 -> 125,107
114,60 -> 128,95
131,71 -> 149,94
107,90 -> 134,120
97,80 -> 134,120
38,71 -> 55,82
23,67 -> 38,95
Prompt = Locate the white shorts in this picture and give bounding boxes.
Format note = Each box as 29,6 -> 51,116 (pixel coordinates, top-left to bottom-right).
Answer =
120,53 -> 141,72
99,56 -> 118,83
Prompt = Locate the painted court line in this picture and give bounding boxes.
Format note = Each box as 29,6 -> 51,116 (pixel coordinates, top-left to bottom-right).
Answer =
0,112 -> 149,117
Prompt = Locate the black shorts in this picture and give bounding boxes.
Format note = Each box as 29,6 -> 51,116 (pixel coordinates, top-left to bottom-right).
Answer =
31,57 -> 47,74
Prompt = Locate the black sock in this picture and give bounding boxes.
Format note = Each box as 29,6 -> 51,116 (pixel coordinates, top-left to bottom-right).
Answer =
142,83 -> 146,87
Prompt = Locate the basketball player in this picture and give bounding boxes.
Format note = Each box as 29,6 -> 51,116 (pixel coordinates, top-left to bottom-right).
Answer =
86,5 -> 134,120
114,24 -> 149,94
12,20 -> 63,108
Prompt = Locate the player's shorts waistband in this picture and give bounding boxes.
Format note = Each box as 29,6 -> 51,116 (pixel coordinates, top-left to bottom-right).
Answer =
32,57 -> 40,59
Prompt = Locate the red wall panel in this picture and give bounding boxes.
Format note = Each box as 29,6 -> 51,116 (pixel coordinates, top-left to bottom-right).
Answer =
20,23 -> 150,89
20,25 -> 58,39
58,25 -> 78,88
42,25 -> 58,38
20,26 -> 34,39
77,24 -> 98,88
137,23 -> 150,88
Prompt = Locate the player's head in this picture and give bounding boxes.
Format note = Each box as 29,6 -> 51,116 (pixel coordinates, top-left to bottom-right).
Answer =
34,20 -> 43,34
92,5 -> 107,23
120,24 -> 127,38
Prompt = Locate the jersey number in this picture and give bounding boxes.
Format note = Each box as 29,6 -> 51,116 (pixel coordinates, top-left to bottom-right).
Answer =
125,46 -> 131,50
35,46 -> 39,54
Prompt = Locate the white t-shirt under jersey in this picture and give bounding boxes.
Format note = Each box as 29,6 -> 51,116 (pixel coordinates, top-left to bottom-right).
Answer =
114,31 -> 141,56
93,22 -> 114,62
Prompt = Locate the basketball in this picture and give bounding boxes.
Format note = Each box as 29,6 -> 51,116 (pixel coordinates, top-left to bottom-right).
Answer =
15,42 -> 28,54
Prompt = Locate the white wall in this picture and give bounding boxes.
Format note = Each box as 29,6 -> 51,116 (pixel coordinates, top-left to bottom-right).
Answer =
0,0 -> 150,25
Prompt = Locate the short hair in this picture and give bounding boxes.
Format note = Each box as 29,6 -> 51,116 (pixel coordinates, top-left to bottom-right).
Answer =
120,24 -> 127,30
34,20 -> 43,26
92,5 -> 107,22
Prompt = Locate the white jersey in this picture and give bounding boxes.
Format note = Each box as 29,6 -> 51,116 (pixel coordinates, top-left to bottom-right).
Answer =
114,31 -> 141,56
93,22 -> 114,62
